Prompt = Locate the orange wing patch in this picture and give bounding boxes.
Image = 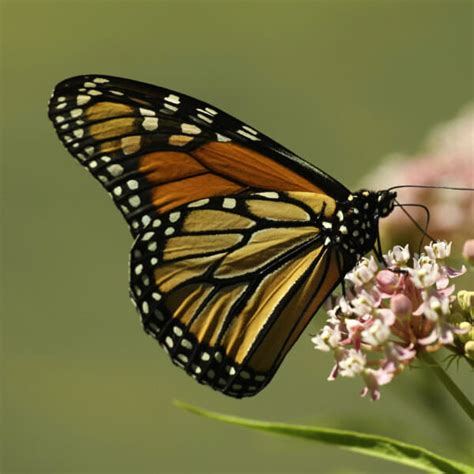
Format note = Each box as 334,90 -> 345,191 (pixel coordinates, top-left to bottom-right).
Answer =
192,142 -> 324,193
135,143 -> 327,215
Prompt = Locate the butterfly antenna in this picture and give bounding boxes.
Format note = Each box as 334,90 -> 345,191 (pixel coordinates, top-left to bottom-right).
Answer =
394,200 -> 437,250
395,202 -> 433,252
388,184 -> 474,192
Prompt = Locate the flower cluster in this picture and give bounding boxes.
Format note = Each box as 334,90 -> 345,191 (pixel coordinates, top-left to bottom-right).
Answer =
312,241 -> 470,401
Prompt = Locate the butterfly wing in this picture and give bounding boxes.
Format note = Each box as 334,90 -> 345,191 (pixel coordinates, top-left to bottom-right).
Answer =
48,74 -> 350,236
48,75 -> 351,397
130,191 -> 344,397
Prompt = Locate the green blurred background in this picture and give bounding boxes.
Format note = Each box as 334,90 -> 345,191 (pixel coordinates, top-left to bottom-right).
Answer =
2,1 -> 473,473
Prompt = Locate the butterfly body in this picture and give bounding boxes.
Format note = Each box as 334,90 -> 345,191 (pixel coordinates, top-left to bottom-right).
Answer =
49,75 -> 395,397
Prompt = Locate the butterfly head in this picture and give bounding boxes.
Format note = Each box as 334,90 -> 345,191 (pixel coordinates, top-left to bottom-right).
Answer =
376,189 -> 397,217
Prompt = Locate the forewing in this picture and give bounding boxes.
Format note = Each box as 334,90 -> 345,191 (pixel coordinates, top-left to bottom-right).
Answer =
130,191 -> 343,397
48,75 -> 350,236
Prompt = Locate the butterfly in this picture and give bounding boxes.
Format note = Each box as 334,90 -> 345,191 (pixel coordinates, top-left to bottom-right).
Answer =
48,75 -> 396,398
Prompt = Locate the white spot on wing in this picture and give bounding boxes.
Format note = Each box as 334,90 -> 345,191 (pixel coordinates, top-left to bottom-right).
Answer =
77,95 -> 91,105
237,129 -> 260,141
127,179 -> 139,190
242,125 -> 257,135
188,198 -> 210,208
135,264 -> 143,275
169,212 -> 180,223
216,133 -> 231,142
257,192 -> 279,199
181,123 -> 201,135
223,198 -> 236,209
129,195 -> 141,207
164,103 -> 178,112
164,94 -> 180,104
181,339 -> 193,350
197,113 -> 212,124
107,164 -> 124,177
139,107 -> 156,116
142,117 -> 158,131
142,232 -> 154,241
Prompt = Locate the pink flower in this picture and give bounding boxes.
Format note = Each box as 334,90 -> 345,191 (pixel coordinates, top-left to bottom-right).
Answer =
391,294 -> 413,318
462,239 -> 474,264
376,270 -> 401,295
361,368 -> 394,401
385,245 -> 411,266
345,256 -> 378,287
313,240 -> 467,400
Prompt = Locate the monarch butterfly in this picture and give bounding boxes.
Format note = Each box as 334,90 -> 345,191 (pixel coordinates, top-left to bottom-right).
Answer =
48,75 -> 396,398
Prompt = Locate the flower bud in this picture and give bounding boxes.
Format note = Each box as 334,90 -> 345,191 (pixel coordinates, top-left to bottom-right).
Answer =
457,322 -> 472,343
462,239 -> 474,265
465,340 -> 474,361
376,270 -> 400,294
390,294 -> 413,318
457,290 -> 474,319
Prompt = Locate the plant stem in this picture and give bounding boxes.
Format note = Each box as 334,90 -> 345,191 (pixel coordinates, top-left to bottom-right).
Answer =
419,351 -> 473,420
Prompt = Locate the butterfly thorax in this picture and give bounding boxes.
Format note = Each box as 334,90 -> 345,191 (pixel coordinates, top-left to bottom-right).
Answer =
320,189 -> 396,263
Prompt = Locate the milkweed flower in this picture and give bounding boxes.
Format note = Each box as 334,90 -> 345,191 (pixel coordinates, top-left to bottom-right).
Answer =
312,241 -> 470,401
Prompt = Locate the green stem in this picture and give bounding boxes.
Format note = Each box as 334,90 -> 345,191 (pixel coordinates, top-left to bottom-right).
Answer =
419,351 -> 473,420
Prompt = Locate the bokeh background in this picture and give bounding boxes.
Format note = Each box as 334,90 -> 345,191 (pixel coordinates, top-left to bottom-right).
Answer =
2,1 -> 473,473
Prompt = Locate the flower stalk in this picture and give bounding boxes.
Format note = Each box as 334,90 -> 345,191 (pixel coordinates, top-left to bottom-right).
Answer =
418,351 -> 474,420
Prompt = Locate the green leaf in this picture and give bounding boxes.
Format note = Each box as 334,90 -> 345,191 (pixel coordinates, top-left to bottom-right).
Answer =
175,401 -> 473,474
